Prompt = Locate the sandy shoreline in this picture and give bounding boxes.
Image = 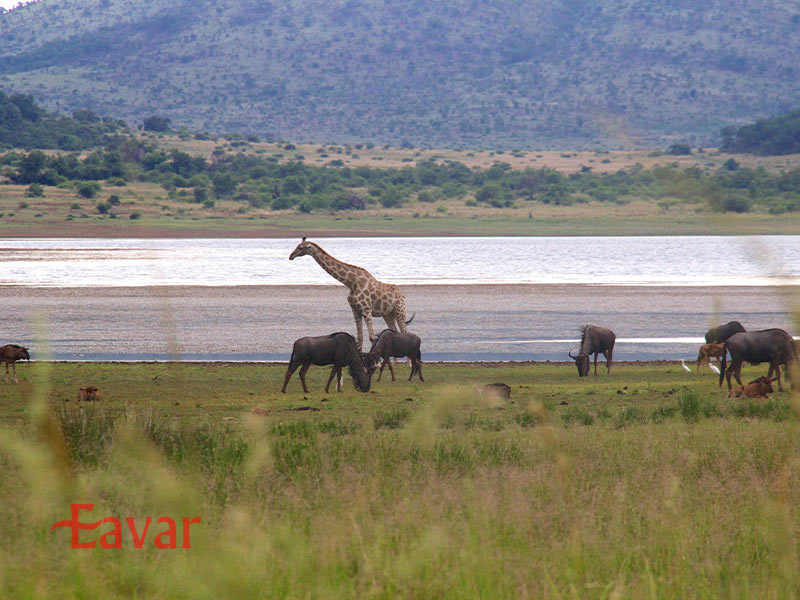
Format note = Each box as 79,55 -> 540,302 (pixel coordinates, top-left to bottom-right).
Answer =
1,283 -> 796,362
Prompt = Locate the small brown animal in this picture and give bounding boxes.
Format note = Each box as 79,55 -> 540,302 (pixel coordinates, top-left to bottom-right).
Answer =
78,386 -> 101,401
696,342 -> 725,369
728,376 -> 774,399
0,344 -> 30,384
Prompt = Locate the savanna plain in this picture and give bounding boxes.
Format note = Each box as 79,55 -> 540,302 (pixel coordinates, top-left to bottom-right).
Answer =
1,360 -> 798,598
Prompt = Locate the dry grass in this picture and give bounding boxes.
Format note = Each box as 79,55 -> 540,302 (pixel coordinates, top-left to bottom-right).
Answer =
0,361 -> 798,598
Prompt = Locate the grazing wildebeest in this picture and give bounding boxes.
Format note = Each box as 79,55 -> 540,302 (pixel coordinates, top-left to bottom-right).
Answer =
0,344 -> 30,384
696,342 -> 725,370
569,325 -> 616,377
281,332 -> 374,394
719,328 -> 797,392
705,321 -> 746,343
728,376 -> 774,399
366,329 -> 424,382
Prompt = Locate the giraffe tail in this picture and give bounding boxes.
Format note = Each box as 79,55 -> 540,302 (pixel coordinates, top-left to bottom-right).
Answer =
405,313 -> 415,326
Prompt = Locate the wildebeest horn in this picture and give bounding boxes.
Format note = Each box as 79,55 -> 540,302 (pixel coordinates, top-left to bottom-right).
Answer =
568,351 -> 577,360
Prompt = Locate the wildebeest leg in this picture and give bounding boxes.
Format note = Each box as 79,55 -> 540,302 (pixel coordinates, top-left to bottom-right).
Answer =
733,361 -> 744,388
377,359 -> 387,382
281,362 -> 300,393
724,362 -> 735,391
325,365 -> 339,393
769,361 -> 783,391
604,349 -> 613,374
386,355 -> 396,382
3,362 -> 8,384
593,352 -> 599,376
298,363 -> 311,393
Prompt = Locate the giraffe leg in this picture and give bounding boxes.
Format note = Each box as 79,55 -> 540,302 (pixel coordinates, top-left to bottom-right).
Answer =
350,305 -> 364,351
364,313 -> 376,345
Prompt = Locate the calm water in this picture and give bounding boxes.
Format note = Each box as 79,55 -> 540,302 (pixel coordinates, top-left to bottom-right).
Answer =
1,236 -> 799,287
1,236 -> 797,361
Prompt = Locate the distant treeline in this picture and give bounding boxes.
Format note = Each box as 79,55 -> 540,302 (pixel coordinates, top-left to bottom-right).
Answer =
2,139 -> 800,215
0,90 -> 124,150
1,93 -> 799,214
720,108 -> 800,155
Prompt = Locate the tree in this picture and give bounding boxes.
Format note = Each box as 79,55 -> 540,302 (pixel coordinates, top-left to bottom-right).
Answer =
143,116 -> 171,132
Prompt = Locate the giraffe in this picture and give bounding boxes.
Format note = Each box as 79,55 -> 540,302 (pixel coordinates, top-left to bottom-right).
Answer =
289,238 -> 412,350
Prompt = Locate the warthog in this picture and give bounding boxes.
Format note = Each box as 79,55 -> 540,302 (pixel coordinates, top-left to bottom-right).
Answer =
281,332 -> 374,394
569,325 -> 616,377
728,376 -> 774,399
720,328 -> 797,391
0,344 -> 30,384
366,328 -> 424,382
705,321 -> 746,344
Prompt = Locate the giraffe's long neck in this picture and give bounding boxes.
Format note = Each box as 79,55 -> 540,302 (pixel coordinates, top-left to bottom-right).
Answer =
308,245 -> 362,288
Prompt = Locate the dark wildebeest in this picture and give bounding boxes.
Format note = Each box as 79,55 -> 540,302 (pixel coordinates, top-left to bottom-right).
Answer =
728,376 -> 774,399
705,321 -> 746,343
569,325 -> 616,377
0,344 -> 30,384
281,332 -> 374,394
366,329 -> 423,382
696,342 -> 725,370
719,328 -> 797,392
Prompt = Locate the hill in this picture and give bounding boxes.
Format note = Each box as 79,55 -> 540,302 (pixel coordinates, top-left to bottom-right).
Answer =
2,0 -> 799,150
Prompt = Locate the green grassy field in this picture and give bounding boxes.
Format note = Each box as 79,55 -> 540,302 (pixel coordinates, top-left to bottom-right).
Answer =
1,361 -> 798,598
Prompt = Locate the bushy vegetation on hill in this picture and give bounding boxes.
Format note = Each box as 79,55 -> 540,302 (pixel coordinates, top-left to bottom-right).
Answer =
0,90 -> 124,150
3,139 -> 800,215
721,108 -> 800,156
1,94 -> 798,215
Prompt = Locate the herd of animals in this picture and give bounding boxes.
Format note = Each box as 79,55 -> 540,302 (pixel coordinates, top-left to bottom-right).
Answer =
279,238 -> 798,400
0,237 -> 796,401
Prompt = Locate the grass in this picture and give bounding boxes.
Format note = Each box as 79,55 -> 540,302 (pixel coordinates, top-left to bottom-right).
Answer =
0,360 -> 798,597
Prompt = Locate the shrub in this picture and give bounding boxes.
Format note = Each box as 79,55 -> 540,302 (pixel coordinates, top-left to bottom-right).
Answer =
108,194 -> 121,205
666,143 -> 692,155
25,183 -> 43,197
77,181 -> 101,199
129,211 -> 142,220
96,202 -> 111,214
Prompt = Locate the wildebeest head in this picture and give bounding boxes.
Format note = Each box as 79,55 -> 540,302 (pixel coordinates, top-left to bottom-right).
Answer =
18,347 -> 30,361
289,237 -> 313,260
349,360 -> 373,392
569,351 -> 590,377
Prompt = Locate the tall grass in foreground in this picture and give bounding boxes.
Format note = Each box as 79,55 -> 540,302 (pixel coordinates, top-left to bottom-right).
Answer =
1,376 -> 798,599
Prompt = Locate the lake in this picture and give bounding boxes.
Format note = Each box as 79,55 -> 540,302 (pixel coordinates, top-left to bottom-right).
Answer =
1,237 -> 797,362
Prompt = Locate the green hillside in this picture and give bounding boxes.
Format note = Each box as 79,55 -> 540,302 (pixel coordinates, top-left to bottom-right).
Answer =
1,0 -> 800,149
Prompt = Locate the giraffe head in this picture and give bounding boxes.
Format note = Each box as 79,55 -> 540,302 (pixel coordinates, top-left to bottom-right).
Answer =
289,237 -> 313,260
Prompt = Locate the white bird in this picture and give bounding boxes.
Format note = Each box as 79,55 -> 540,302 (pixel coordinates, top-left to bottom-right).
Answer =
680,359 -> 692,373
708,363 -> 721,375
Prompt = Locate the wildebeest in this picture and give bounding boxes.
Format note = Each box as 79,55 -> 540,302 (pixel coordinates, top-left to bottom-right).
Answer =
728,376 -> 774,399
696,342 -> 725,370
569,325 -> 616,377
366,329 -> 423,382
705,321 -> 746,343
719,328 -> 797,391
281,332 -> 374,394
78,386 -> 101,401
0,344 -> 30,384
